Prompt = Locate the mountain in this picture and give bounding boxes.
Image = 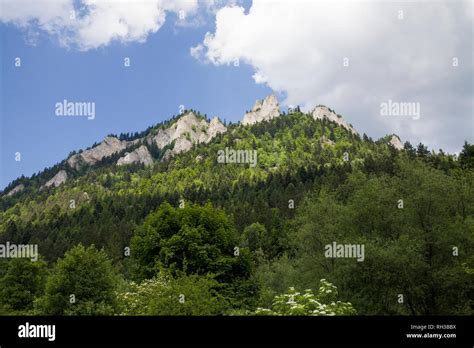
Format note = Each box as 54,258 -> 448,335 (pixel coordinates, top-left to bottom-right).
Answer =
0,96 -> 472,317
66,111 -> 227,172
1,95 -> 402,197
2,93 -> 416,239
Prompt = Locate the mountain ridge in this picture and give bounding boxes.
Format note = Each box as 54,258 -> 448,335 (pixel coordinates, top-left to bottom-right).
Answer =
2,95 -> 403,197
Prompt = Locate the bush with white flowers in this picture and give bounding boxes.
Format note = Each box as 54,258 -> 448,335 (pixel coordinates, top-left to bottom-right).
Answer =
255,279 -> 356,316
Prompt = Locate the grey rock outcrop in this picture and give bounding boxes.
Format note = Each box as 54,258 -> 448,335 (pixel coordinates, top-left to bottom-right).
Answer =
149,112 -> 227,161
67,136 -> 132,170
311,105 -> 358,134
320,135 -> 335,146
242,95 -> 280,125
173,137 -> 193,154
208,117 -> 227,139
6,184 -> 25,197
161,149 -> 173,162
388,134 -> 404,150
117,145 -> 153,166
66,112 -> 226,167
44,170 -> 67,188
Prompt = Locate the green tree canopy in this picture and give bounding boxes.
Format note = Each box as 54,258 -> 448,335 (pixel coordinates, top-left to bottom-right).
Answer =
131,202 -> 241,280
117,273 -> 227,315
36,244 -> 118,315
0,258 -> 48,313
459,141 -> 474,169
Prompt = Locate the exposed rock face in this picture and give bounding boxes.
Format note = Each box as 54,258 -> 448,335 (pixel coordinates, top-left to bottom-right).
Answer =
44,170 -> 67,188
311,105 -> 358,134
208,117 -> 227,139
389,134 -> 404,150
173,137 -> 193,154
242,95 -> 280,125
6,184 -> 24,197
67,136 -> 131,170
150,112 -> 227,161
161,149 -> 173,162
65,113 -> 226,168
117,145 -> 153,166
320,135 -> 335,146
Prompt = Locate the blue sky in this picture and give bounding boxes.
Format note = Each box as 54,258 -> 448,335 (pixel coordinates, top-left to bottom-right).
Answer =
1,0 -> 472,190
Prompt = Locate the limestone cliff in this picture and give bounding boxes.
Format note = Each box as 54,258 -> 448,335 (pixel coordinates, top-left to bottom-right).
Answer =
68,136 -> 133,170
311,105 -> 358,135
117,145 -> 154,166
388,134 -> 404,150
44,170 -> 67,188
242,95 -> 280,125
149,112 -> 227,161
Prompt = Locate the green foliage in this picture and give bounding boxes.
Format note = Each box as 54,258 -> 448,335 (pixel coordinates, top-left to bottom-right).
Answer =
459,141 -> 474,169
254,279 -> 356,316
117,273 -> 227,315
257,157 -> 474,315
131,202 -> 239,280
241,223 -> 266,252
0,258 -> 48,313
35,244 -> 118,315
0,109 -> 472,316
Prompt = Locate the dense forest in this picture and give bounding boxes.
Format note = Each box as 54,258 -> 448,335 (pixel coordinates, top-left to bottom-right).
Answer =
0,110 -> 473,316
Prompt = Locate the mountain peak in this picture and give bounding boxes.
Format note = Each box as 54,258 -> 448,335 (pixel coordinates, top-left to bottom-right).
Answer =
311,105 -> 358,135
242,95 -> 280,125
152,111 -> 227,162
388,134 -> 403,150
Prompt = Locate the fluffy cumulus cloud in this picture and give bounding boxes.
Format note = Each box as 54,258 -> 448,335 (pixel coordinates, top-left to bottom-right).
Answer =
0,0 -> 199,50
193,0 -> 473,152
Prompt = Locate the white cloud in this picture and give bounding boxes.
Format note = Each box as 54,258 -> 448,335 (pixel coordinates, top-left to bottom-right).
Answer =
193,0 -> 473,152
0,0 -> 199,50
0,0 -> 74,36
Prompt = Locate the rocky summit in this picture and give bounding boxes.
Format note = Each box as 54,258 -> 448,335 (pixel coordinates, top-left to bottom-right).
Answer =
242,95 -> 280,125
150,112 -> 227,161
3,97 -> 411,198
388,134 -> 404,150
311,105 -> 358,135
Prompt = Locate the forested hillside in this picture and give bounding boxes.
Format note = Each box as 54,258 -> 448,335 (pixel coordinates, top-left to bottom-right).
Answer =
0,106 -> 473,316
